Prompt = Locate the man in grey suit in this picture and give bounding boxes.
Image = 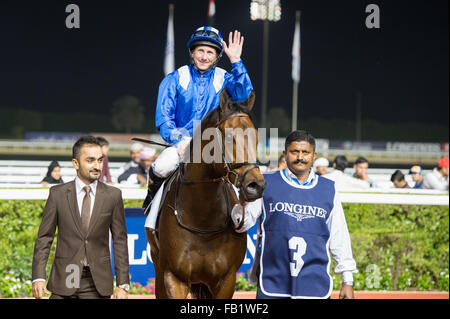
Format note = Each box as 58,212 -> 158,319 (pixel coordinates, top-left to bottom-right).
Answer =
32,135 -> 130,299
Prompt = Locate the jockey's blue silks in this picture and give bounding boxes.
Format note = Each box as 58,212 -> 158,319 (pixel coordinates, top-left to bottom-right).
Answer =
155,61 -> 253,145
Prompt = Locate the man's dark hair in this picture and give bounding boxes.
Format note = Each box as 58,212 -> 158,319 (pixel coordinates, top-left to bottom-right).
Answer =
391,170 -> 405,182
72,135 -> 102,160
284,130 -> 316,151
354,156 -> 369,165
96,136 -> 109,147
333,156 -> 348,172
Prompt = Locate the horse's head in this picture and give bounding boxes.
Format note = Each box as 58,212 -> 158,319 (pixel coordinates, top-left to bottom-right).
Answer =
215,89 -> 266,202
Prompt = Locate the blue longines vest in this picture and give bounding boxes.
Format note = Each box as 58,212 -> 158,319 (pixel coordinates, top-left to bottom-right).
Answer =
259,170 -> 335,298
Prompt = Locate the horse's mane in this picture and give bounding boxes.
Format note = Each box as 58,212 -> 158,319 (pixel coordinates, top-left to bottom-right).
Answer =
200,100 -> 252,130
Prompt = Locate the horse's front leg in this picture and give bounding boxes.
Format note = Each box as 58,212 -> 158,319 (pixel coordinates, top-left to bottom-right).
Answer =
211,270 -> 237,299
164,271 -> 190,299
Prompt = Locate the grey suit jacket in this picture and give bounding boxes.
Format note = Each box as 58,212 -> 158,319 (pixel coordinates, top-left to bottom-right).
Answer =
32,180 -> 129,296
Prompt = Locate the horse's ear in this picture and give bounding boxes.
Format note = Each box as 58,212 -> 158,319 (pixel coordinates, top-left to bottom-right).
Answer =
239,91 -> 256,112
219,88 -> 232,116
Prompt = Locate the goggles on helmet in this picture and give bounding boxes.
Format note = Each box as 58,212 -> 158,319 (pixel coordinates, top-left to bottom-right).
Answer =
187,27 -> 224,55
192,29 -> 222,43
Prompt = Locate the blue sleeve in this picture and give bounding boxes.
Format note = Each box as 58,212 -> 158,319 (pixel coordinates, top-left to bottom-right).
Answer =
159,122 -> 185,145
225,60 -> 254,102
155,73 -> 180,145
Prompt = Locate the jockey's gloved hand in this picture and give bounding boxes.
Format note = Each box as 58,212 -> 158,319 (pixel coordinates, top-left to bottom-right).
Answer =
176,136 -> 192,159
231,198 -> 263,233
231,203 -> 246,233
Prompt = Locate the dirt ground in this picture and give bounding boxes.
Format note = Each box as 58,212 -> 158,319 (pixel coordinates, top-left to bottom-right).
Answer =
128,290 -> 449,299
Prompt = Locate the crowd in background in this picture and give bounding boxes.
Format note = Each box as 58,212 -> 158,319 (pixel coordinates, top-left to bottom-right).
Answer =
40,137 -> 158,188
39,136 -> 449,192
311,155 -> 449,191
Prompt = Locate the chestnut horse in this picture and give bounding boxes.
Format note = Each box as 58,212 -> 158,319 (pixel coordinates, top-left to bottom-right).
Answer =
145,90 -> 266,299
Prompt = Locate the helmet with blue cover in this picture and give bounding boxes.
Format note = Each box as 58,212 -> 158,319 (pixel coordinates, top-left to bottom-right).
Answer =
187,26 -> 224,58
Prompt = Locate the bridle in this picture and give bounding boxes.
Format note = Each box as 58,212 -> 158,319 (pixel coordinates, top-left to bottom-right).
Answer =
167,112 -> 259,234
181,112 -> 259,193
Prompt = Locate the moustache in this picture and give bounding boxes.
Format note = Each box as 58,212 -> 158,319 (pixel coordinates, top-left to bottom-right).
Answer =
293,160 -> 309,165
89,169 -> 101,174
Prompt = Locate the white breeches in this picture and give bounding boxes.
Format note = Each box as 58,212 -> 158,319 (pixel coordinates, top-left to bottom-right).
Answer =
145,146 -> 179,230
151,146 -> 180,178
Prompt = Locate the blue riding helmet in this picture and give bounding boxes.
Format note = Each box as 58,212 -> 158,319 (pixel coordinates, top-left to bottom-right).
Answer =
187,26 -> 224,58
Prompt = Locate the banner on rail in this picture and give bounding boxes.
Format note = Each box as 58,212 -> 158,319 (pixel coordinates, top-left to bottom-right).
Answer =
329,140 -> 448,153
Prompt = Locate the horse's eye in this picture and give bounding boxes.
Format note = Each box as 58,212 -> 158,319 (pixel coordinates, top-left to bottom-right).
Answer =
225,133 -> 233,143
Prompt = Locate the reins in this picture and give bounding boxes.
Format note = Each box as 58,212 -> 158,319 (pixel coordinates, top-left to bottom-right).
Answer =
167,171 -> 234,235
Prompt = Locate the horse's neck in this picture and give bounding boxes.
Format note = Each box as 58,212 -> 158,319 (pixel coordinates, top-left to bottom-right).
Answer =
182,162 -> 223,181
178,162 -> 232,226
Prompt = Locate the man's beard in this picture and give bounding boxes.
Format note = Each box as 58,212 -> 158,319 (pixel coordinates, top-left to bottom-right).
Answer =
81,168 -> 101,182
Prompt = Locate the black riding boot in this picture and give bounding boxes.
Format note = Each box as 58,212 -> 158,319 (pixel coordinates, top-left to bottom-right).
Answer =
142,167 -> 165,212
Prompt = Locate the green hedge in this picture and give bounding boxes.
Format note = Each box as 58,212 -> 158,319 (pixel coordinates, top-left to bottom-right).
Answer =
0,199 -> 141,297
331,204 -> 449,291
0,200 -> 448,297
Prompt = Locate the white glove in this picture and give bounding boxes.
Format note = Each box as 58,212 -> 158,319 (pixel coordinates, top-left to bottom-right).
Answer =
231,198 -> 263,233
231,203 -> 246,233
177,136 -> 192,159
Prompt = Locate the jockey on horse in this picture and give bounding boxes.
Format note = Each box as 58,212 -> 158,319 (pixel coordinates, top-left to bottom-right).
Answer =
143,26 -> 254,229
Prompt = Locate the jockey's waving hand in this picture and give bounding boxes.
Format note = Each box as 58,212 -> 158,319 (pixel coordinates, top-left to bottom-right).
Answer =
222,30 -> 244,64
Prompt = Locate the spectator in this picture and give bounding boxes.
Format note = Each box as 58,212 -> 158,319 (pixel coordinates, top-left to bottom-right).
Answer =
353,157 -> 374,187
96,137 -> 113,185
137,147 -> 157,186
41,161 -> 64,186
267,154 -> 287,172
277,153 -> 287,171
409,165 -> 424,189
323,156 -> 370,190
117,142 -> 144,176
313,157 -> 329,176
423,157 -> 449,191
118,147 -> 157,186
390,170 -> 411,189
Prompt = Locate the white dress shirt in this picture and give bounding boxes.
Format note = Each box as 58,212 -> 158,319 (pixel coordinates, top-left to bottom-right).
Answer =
75,176 -> 98,217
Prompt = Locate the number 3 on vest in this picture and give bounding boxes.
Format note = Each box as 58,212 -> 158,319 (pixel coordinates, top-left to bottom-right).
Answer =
289,236 -> 307,277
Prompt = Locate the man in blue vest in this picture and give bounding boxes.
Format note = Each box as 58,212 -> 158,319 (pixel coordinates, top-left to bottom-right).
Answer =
231,130 -> 357,299
142,26 -> 253,211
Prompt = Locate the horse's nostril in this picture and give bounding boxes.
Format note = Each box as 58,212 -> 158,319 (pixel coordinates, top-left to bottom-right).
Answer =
247,182 -> 258,189
247,182 -> 259,191
246,180 -> 265,194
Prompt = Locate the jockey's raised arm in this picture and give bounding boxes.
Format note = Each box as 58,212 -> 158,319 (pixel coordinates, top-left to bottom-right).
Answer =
155,27 -> 253,146
143,26 -> 254,216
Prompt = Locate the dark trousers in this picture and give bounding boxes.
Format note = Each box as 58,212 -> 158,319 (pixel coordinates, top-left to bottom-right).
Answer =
50,267 -> 110,299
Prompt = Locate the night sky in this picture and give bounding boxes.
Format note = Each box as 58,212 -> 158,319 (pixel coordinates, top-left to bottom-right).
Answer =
1,0 -> 448,127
